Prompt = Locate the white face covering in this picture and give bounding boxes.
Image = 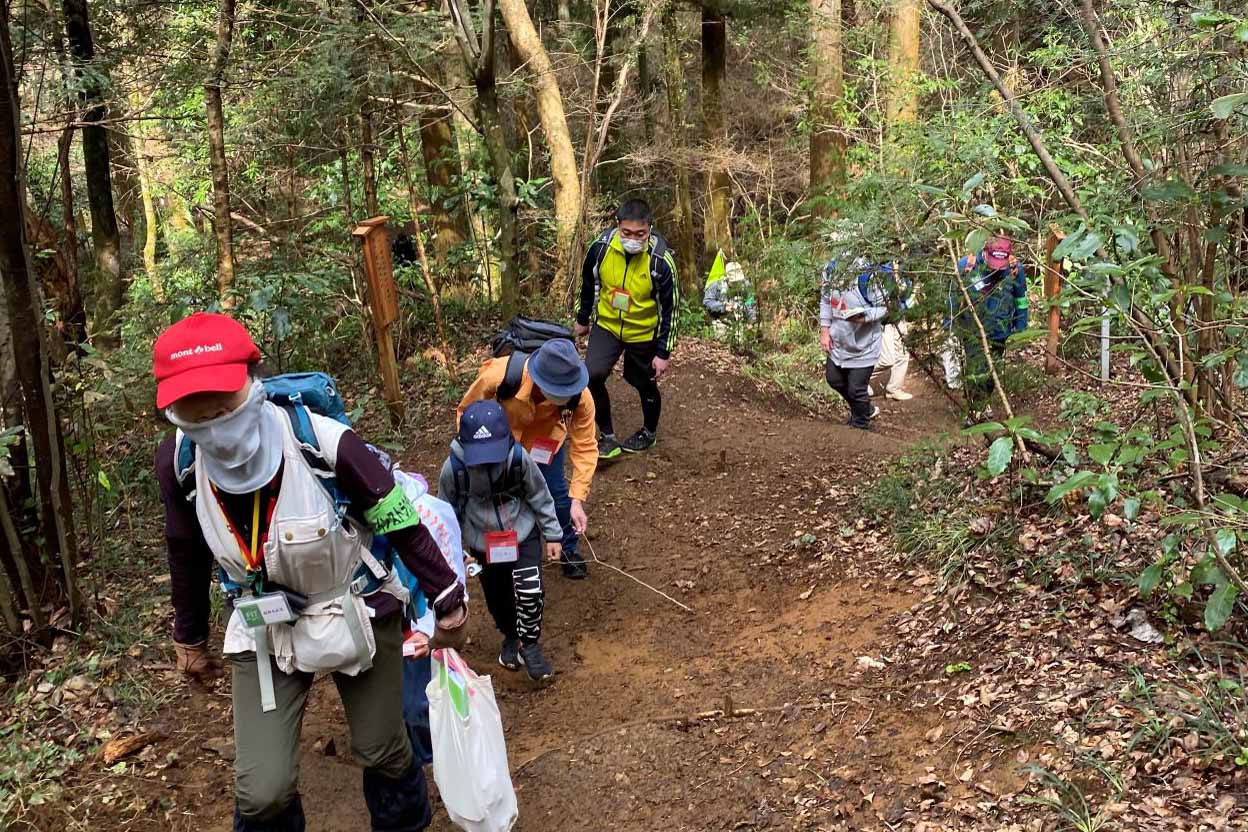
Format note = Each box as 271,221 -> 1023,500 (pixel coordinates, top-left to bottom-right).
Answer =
544,394 -> 571,406
166,382 -> 284,494
621,237 -> 646,256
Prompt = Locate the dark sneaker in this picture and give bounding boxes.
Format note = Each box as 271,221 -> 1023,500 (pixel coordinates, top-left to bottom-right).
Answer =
561,549 -> 589,580
620,428 -> 657,453
518,642 -> 554,682
498,638 -> 520,671
598,434 -> 622,461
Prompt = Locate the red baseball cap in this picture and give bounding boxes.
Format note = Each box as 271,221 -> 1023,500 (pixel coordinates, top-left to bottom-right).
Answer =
984,236 -> 1013,270
152,313 -> 260,409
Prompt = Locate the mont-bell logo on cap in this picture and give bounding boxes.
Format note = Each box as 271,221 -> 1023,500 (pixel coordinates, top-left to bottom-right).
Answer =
169,342 -> 224,362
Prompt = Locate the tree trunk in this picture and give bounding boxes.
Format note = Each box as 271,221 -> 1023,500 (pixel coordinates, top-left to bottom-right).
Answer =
0,487 -> 29,634
886,0 -> 921,124
809,0 -> 846,214
417,106 -> 469,276
701,5 -> 732,259
108,128 -> 139,262
502,32 -> 542,292
339,139 -> 356,228
54,124 -> 87,342
595,0 -> 637,178
360,104 -> 380,217
446,0 -> 520,314
1,16 -> 82,625
438,35 -> 493,290
205,0 -> 237,303
638,35 -> 654,144
663,11 -> 698,299
557,0 -> 570,23
477,77 -> 521,315
396,120 -> 455,371
62,0 -> 124,347
498,0 -> 581,293
0,251 -> 16,427
133,118 -> 160,294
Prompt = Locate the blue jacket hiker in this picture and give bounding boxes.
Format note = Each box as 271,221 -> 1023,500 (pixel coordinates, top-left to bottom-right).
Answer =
438,400 -> 563,683
951,235 -> 1029,411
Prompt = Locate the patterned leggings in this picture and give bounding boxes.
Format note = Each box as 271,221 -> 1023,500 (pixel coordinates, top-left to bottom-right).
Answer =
476,531 -> 545,645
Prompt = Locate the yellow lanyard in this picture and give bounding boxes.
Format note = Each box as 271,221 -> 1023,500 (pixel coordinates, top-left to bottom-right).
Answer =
249,491 -> 260,566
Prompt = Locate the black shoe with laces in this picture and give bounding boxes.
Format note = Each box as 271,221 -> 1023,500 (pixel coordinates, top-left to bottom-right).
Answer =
518,642 -> 554,682
498,638 -> 520,671
620,428 -> 657,453
560,549 -> 589,579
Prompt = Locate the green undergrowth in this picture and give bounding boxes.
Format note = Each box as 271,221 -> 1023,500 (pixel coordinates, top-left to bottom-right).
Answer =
862,440 -> 1022,589
741,341 -> 840,414
860,386 -> 1248,806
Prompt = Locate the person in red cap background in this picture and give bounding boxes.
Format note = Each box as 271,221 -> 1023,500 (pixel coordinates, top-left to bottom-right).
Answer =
153,312 -> 468,832
951,235 -> 1029,420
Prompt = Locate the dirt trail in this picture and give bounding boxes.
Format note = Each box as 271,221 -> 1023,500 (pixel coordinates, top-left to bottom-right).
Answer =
179,346 -> 967,832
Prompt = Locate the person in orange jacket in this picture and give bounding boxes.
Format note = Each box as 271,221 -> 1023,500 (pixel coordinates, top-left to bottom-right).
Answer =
457,340 -> 598,578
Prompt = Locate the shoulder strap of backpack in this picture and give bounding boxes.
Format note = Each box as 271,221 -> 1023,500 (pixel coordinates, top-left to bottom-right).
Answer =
450,452 -> 470,518
282,405 -> 396,585
506,443 -> 525,491
857,270 -> 874,306
649,235 -> 669,285
173,431 -> 197,490
279,404 -> 353,525
280,404 -> 331,472
497,352 -> 528,401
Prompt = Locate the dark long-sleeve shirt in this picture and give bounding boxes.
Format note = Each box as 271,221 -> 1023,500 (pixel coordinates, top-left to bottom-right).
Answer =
157,429 -> 463,645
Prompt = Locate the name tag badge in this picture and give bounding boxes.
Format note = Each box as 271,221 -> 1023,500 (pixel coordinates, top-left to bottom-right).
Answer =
237,593 -> 295,628
531,437 -> 559,466
610,289 -> 631,312
484,530 -> 519,565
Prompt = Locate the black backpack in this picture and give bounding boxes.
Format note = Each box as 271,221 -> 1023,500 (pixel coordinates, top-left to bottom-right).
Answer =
489,316 -> 581,411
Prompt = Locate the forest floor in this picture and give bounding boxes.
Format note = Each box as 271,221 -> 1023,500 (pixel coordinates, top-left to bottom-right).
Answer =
11,339 -> 1246,831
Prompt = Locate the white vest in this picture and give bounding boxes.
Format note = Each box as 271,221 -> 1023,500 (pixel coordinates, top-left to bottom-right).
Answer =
190,403 -> 407,676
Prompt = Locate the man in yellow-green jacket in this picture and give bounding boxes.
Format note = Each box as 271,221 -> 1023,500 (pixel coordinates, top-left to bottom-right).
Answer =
574,199 -> 680,459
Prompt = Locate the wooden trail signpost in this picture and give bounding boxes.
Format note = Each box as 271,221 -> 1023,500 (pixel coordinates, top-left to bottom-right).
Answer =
352,216 -> 405,424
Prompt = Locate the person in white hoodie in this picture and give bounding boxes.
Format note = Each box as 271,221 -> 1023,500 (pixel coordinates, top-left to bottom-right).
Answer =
819,259 -> 893,428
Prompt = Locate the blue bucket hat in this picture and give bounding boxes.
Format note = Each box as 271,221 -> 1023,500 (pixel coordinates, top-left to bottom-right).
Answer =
459,400 -> 514,465
527,339 -> 589,399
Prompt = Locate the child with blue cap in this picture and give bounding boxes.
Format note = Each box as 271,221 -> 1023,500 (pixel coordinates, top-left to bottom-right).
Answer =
438,400 -> 564,681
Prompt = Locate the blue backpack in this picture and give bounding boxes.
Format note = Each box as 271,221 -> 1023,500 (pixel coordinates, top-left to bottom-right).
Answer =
173,372 -> 397,598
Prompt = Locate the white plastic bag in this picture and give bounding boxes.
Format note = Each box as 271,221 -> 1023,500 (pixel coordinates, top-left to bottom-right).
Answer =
428,649 -> 518,832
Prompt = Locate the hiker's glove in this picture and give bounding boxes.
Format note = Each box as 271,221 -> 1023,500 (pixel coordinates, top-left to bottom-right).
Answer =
174,640 -> 224,682
431,603 -> 468,651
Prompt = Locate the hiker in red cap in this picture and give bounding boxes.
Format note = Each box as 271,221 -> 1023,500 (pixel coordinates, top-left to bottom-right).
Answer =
153,312 -> 467,831
950,235 -> 1029,422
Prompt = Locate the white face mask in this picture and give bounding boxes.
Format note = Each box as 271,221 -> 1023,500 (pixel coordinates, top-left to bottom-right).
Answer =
545,394 -> 570,407
167,382 -> 284,494
621,237 -> 646,255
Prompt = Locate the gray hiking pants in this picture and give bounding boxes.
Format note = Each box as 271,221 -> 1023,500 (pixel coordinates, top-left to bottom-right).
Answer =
230,613 -> 413,820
